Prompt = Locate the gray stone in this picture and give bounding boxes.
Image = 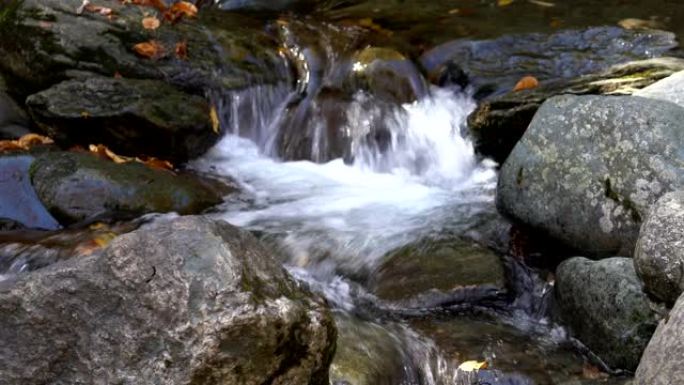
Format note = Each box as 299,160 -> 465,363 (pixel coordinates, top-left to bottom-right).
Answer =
0,90 -> 29,140
369,238 -> 506,309
0,216 -> 336,384
31,152 -> 225,224
555,257 -> 658,371
634,292 -> 684,385
26,77 -> 217,162
634,191 -> 684,305
635,70 -> 684,108
497,94 -> 684,257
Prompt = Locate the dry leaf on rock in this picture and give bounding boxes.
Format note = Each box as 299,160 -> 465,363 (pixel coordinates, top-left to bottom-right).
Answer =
0,134 -> 54,153
175,40 -> 188,59
142,16 -> 160,30
457,360 -> 489,372
513,75 -> 539,91
164,1 -> 198,22
133,40 -> 164,59
210,105 -> 220,134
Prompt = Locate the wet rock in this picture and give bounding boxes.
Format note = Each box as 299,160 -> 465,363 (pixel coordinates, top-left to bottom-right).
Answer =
30,151 -> 224,224
369,238 -> 506,309
634,292 -> 684,385
329,314 -> 408,385
635,69 -> 684,108
0,0 -> 286,99
634,191 -> 684,305
555,257 -> 658,371
497,94 -> 684,257
0,216 -> 336,384
421,27 -> 678,100
468,57 -> 684,163
27,77 -> 216,162
219,0 -> 320,12
0,155 -> 60,230
0,90 -> 30,140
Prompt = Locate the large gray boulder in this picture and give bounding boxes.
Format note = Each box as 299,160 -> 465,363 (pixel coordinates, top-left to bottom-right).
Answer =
634,292 -> 684,385
555,257 -> 658,371
0,216 -> 336,384
497,94 -> 684,256
635,70 -> 684,108
634,191 -> 684,305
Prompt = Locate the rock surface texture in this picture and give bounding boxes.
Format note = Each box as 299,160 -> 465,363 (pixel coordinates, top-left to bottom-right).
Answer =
0,216 -> 336,385
635,191 -> 684,305
635,292 -> 684,385
497,94 -> 684,256
555,257 -> 658,371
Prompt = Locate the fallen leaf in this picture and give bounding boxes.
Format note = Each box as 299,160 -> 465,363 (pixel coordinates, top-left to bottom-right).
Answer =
113,71 -> 123,78
133,40 -> 164,59
89,144 -> 133,164
582,363 -> 608,380
142,157 -> 174,171
81,111 -> 91,118
84,3 -> 113,15
497,0 -> 514,6
142,15 -> 160,30
527,0 -> 554,7
210,105 -> 220,134
513,75 -> 539,91
164,1 -> 198,22
175,40 -> 188,59
618,18 -> 664,30
0,134 -> 54,153
458,360 -> 489,372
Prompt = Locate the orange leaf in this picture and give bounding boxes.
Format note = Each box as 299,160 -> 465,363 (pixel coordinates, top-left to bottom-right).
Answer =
133,40 -> 164,59
513,75 -> 539,92
0,134 -> 53,153
142,16 -> 160,30
89,144 -> 134,164
142,157 -> 175,171
164,1 -> 197,22
175,40 -> 188,59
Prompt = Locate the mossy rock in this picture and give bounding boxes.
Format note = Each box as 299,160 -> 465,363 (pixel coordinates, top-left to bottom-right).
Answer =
369,238 -> 506,309
26,77 -> 215,162
30,151 -> 226,224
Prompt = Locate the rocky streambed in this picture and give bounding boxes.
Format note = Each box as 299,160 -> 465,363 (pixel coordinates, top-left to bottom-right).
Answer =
1,0 -> 684,384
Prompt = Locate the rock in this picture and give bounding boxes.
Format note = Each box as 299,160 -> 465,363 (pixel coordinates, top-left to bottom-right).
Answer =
634,292 -> 684,385
30,151 -> 225,224
0,0 -> 286,99
369,238 -> 506,309
0,155 -> 60,230
468,57 -> 684,163
219,0 -> 320,12
634,191 -> 684,305
555,257 -> 658,371
421,27 -> 678,100
0,89 -> 30,140
27,77 -> 216,162
0,216 -> 336,384
635,69 -> 684,108
329,314 -> 408,385
497,94 -> 684,257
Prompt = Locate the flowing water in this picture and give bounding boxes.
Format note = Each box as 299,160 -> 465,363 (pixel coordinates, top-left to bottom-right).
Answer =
189,85 -> 623,384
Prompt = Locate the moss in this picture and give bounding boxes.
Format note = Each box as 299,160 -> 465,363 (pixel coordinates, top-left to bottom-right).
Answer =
0,0 -> 24,31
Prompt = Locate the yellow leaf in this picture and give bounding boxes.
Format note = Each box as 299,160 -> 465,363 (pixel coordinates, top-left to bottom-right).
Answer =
210,106 -> 220,134
497,0 -> 514,6
458,360 -> 488,372
513,75 -> 539,92
142,16 -> 160,30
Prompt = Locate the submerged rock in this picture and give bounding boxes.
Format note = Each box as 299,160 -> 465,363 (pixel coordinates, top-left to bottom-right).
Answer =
634,191 -> 684,305
369,238 -> 506,309
27,77 -> 216,162
0,216 -> 336,384
497,94 -> 684,257
30,152 -> 225,224
634,292 -> 684,384
0,155 -> 60,230
468,57 -> 684,163
555,257 -> 658,371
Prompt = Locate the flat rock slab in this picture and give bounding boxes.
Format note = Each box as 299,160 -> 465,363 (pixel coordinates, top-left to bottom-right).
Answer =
497,94 -> 684,256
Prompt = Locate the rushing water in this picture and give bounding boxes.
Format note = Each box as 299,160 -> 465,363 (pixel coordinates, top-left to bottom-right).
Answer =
190,86 -> 619,384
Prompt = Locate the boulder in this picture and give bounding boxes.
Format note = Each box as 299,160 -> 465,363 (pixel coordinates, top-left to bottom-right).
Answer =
0,0 -> 287,98
634,191 -> 684,305
421,27 -> 678,100
0,216 -> 337,384
30,151 -> 225,224
635,69 -> 684,108
634,292 -> 684,385
555,257 -> 658,371
0,89 -> 29,140
369,238 -> 506,309
0,155 -> 60,230
497,94 -> 684,257
27,77 -> 216,162
468,57 -> 684,163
